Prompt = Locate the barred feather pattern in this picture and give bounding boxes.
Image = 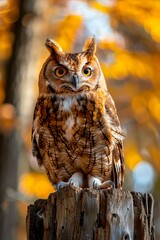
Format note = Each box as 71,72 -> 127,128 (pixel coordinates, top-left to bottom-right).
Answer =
32,37 -> 125,189
32,88 -> 125,188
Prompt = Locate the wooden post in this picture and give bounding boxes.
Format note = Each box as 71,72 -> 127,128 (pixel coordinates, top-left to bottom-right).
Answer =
26,188 -> 155,240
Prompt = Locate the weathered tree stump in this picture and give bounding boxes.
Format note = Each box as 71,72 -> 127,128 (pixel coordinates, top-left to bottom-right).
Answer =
26,188 -> 155,240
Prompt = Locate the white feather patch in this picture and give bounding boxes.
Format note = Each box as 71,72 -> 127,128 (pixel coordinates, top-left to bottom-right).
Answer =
63,98 -> 73,112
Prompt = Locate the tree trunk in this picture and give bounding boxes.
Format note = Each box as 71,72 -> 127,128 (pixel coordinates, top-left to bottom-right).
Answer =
26,188 -> 155,240
0,0 -> 26,238
0,0 -> 37,239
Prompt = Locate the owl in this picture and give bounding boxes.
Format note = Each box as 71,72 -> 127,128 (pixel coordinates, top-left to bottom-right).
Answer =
32,36 -> 125,191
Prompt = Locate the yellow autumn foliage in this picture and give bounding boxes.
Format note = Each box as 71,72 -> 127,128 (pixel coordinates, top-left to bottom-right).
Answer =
19,172 -> 54,199
56,15 -> 83,51
125,143 -> 142,170
92,0 -> 160,43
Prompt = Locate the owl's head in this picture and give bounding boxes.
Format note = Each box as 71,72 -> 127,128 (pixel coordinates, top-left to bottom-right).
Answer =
39,36 -> 106,94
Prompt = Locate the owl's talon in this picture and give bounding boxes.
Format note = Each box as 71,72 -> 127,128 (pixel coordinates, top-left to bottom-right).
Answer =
69,179 -> 78,189
107,180 -> 115,189
92,178 -> 115,190
56,181 -> 69,192
99,180 -> 115,189
93,180 -> 100,190
69,172 -> 83,189
69,179 -> 75,188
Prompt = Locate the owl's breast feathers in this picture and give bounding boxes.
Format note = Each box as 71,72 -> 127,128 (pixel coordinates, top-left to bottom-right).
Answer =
32,88 -> 124,188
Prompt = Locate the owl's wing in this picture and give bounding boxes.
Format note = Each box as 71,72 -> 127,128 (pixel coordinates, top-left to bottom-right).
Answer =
31,102 -> 43,166
112,141 -> 125,189
105,91 -> 125,189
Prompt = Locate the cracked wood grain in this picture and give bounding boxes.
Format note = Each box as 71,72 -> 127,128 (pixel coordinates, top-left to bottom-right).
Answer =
26,189 -> 155,240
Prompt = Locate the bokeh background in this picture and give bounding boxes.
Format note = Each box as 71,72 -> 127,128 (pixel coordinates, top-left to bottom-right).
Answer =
0,0 -> 160,239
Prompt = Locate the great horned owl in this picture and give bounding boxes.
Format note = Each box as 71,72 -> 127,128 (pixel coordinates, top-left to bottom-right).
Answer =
32,37 -> 125,190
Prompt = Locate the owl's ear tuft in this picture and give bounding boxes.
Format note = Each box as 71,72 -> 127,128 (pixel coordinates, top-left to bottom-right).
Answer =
45,39 -> 63,56
83,36 -> 96,59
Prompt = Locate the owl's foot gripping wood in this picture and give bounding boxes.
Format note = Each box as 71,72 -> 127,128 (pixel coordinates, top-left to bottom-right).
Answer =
88,175 -> 115,190
56,172 -> 83,192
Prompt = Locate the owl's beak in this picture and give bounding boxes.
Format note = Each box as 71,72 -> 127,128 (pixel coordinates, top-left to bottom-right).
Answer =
72,75 -> 79,89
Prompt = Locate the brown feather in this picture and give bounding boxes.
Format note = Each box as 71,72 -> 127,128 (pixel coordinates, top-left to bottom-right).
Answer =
31,37 -> 125,189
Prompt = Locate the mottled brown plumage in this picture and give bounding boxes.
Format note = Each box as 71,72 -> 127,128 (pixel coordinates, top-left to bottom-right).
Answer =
32,37 -> 125,190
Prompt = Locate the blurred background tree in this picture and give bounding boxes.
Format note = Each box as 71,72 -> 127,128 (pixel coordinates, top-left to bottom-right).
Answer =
0,0 -> 160,239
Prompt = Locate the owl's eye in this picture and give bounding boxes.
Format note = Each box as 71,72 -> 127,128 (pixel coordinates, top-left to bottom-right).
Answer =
54,67 -> 67,77
82,67 -> 92,76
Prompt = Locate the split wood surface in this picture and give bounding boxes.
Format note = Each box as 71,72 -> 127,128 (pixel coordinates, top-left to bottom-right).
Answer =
26,188 -> 155,240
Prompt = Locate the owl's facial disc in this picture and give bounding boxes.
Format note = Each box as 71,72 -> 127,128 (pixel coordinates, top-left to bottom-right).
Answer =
43,37 -> 101,93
